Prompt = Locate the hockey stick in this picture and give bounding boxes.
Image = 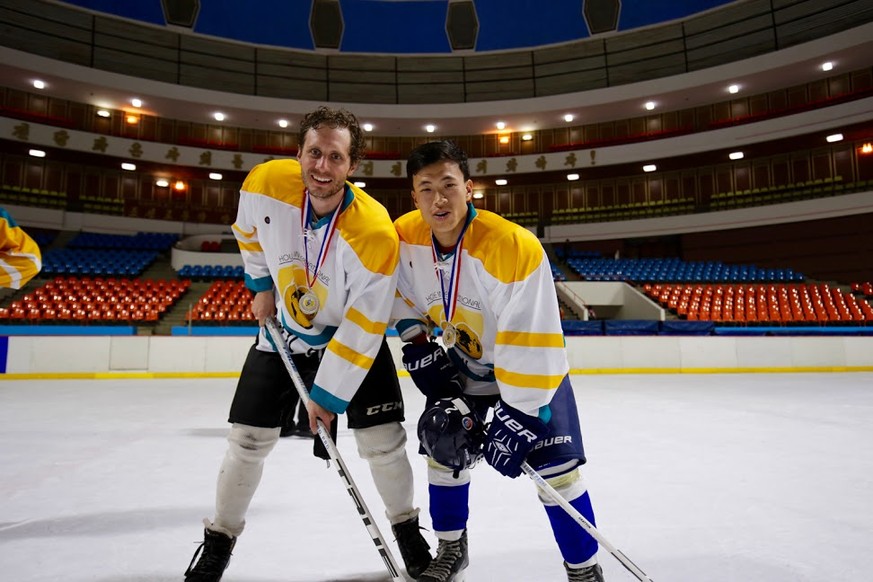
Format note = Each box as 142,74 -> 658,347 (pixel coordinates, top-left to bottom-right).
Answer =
265,317 -> 406,582
521,462 -> 654,582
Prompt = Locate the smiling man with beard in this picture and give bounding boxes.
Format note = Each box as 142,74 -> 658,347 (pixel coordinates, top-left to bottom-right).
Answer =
184,107 -> 431,581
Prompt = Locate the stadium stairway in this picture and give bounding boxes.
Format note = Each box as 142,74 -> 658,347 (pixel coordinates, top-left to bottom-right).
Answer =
150,280 -> 214,336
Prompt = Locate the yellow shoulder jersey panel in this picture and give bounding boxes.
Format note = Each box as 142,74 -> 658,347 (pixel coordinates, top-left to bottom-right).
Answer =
464,210 -> 543,284
339,183 -> 399,276
241,159 -> 305,207
394,211 -> 432,246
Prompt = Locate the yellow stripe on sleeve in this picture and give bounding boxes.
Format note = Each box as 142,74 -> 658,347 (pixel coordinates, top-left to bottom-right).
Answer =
495,330 -> 565,348
327,340 -> 376,370
237,241 -> 263,252
495,367 -> 565,390
345,307 -> 388,335
232,223 -> 257,239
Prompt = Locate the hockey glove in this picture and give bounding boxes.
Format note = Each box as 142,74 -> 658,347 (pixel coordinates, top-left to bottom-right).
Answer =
401,341 -> 464,401
484,400 -> 549,478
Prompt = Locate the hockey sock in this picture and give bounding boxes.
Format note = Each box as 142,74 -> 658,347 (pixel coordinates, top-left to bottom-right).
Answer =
213,423 -> 279,537
541,470 -> 599,565
428,460 -> 470,536
353,423 -> 417,523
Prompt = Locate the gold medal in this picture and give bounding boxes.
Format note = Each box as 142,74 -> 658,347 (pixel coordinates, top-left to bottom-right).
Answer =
299,290 -> 320,316
442,322 -> 459,348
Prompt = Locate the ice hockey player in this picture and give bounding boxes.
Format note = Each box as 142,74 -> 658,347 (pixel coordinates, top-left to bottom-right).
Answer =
392,140 -> 605,582
183,106 -> 431,581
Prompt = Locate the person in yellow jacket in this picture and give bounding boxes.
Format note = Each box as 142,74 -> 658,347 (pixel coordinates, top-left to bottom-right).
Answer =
0,207 -> 42,289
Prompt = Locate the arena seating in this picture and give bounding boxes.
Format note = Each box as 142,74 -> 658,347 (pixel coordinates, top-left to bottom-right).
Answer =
185,280 -> 254,324
643,283 -> 873,324
41,249 -> 158,277
177,265 -> 244,281
0,276 -> 190,324
565,256 -> 804,284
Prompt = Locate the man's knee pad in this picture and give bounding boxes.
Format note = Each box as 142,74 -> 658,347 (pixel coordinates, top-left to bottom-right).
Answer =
353,422 -> 408,465
538,467 -> 588,505
227,423 -> 280,463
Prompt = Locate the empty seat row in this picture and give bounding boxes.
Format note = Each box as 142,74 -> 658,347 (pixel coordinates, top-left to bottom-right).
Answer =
178,265 -> 244,280
644,283 -> 873,324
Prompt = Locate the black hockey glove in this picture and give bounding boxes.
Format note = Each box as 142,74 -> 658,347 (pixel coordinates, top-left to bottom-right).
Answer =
401,341 -> 464,401
484,400 -> 549,479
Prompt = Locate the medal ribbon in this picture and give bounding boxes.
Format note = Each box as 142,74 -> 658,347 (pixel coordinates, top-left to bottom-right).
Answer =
431,219 -> 470,328
301,190 -> 341,291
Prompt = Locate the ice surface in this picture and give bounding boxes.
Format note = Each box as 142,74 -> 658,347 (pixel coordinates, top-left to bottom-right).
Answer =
1,373 -> 871,581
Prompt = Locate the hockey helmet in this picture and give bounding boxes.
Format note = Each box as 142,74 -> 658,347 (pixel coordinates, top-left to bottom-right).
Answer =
417,397 -> 485,471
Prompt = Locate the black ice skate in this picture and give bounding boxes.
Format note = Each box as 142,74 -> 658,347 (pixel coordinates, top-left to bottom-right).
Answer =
185,527 -> 237,582
391,515 -> 432,578
418,530 -> 468,582
565,561 -> 605,582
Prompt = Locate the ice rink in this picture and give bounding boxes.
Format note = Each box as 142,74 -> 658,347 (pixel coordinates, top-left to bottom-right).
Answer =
1,372 -> 871,581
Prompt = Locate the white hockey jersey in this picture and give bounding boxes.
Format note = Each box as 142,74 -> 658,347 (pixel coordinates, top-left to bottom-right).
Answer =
393,206 -> 569,417
232,159 -> 399,414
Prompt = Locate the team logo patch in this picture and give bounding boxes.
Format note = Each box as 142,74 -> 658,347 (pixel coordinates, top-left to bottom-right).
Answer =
462,416 -> 474,431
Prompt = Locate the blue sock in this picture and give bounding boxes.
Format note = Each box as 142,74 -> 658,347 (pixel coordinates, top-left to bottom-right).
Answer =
429,482 -> 470,533
544,491 -> 599,564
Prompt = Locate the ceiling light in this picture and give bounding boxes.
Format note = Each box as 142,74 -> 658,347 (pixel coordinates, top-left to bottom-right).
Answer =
209,172 -> 223,180
643,164 -> 657,172
126,114 -> 139,125
861,143 -> 872,154
521,134 -> 533,141
728,84 -> 740,94
644,101 -> 656,111
29,149 -> 46,158
826,133 -> 843,143
213,112 -> 225,121
33,79 -> 45,89
821,61 -> 834,72
96,109 -> 110,118
425,124 -> 436,133
131,98 -> 142,107
472,191 -> 484,199
496,121 -> 506,130
729,151 -> 744,160
563,114 -> 574,123
121,162 -> 136,171
495,178 -> 508,186
363,123 -> 374,132
156,179 -> 169,188
278,119 -> 289,128
499,136 -> 510,144
567,173 -> 580,181
353,181 -> 366,188
174,180 -> 187,191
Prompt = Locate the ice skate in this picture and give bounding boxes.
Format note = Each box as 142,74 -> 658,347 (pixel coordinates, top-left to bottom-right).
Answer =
565,561 -> 604,582
391,515 -> 432,578
184,527 -> 237,581
418,530 -> 468,582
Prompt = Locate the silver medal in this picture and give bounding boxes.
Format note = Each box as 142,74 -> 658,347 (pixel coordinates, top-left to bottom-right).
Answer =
299,290 -> 320,316
442,322 -> 459,348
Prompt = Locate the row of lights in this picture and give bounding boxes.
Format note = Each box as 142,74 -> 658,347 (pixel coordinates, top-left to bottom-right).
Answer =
29,60 -> 838,134
25,131 -> 864,172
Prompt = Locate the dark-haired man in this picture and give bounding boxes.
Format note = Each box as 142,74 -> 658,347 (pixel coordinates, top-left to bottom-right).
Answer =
392,140 -> 605,582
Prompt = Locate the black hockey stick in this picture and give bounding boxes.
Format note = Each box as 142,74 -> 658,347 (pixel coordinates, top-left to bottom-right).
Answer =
522,462 -> 654,581
265,317 -> 406,582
